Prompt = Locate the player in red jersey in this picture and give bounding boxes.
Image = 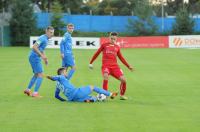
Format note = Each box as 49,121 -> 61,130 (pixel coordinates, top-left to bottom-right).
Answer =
89,32 -> 133,100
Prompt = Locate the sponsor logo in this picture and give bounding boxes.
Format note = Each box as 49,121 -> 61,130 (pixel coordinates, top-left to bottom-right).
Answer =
30,37 -> 100,49
184,38 -> 200,45
173,37 -> 183,47
76,40 -> 96,47
172,37 -> 200,47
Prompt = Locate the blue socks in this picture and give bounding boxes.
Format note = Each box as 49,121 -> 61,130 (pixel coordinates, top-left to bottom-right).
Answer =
34,77 -> 43,92
93,86 -> 111,96
67,69 -> 75,80
27,75 -> 37,89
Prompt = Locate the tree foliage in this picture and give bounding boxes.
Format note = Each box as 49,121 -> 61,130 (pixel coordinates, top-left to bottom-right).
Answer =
10,0 -> 36,46
172,6 -> 195,35
51,0 -> 65,36
95,0 -> 136,15
128,0 -> 158,35
59,0 -> 84,14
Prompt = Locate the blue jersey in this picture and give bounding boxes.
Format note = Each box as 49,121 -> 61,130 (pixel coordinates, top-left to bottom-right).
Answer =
29,34 -> 49,59
52,75 -> 76,101
60,32 -> 73,55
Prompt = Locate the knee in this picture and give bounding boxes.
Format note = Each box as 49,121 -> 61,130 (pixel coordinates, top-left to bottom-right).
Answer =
120,77 -> 126,83
37,73 -> 43,78
103,74 -> 109,80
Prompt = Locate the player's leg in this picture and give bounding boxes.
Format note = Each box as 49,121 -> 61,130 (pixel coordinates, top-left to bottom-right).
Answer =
102,67 -> 110,90
31,73 -> 43,97
67,65 -> 76,80
112,68 -> 128,100
31,61 -> 43,97
27,75 -> 37,89
72,86 -> 96,102
24,74 -> 37,96
118,76 -> 128,100
64,55 -> 76,80
24,58 -> 37,96
90,85 -> 118,99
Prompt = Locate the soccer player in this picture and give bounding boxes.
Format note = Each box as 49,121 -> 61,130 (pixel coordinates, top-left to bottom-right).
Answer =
55,23 -> 76,96
46,67 -> 118,102
89,32 -> 133,100
60,23 -> 76,79
24,26 -> 54,97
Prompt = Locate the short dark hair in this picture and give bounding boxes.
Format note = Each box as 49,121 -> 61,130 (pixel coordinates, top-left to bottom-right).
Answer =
46,26 -> 54,31
57,67 -> 66,75
110,32 -> 118,36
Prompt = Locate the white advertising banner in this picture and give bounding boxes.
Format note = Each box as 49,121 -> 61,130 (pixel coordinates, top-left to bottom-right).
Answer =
169,35 -> 200,48
30,36 -> 100,49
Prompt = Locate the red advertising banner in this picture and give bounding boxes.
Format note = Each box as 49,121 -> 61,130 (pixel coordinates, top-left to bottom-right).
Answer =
100,36 -> 169,48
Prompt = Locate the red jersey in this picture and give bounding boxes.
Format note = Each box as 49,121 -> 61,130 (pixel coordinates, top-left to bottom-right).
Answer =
90,42 -> 130,68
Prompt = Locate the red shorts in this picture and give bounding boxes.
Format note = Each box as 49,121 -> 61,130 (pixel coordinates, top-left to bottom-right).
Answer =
102,66 -> 124,79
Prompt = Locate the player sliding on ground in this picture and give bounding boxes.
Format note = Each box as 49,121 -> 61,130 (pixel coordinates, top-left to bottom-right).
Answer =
89,32 -> 133,100
46,67 -> 118,102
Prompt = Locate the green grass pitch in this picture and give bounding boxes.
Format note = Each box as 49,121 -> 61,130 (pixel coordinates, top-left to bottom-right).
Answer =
0,47 -> 200,132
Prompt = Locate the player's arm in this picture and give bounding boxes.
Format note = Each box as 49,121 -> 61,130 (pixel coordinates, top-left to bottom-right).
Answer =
89,45 -> 103,69
46,75 -> 60,81
55,87 -> 66,102
60,40 -> 65,59
32,42 -> 44,57
60,34 -> 69,59
117,49 -> 133,71
33,41 -> 48,65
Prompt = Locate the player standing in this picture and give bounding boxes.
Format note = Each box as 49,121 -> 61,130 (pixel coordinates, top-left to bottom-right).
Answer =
89,32 -> 133,100
55,23 -> 76,93
60,23 -> 76,79
24,26 -> 54,97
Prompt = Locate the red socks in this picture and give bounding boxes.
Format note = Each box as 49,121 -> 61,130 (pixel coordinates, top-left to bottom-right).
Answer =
103,80 -> 108,90
103,79 -> 127,96
120,82 -> 126,96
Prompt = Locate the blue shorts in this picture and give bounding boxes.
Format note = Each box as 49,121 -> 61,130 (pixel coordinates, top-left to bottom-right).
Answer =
72,86 -> 97,102
62,55 -> 75,67
29,56 -> 43,74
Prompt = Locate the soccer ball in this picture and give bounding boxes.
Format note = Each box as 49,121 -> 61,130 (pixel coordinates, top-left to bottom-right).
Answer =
97,94 -> 107,101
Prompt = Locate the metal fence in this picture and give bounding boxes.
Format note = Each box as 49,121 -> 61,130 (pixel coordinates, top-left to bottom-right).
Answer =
0,26 -> 10,46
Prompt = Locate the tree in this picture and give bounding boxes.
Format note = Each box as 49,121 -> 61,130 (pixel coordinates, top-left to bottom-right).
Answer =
188,0 -> 200,14
172,6 -> 195,35
10,0 -> 36,46
59,0 -> 84,14
51,1 -> 65,36
128,0 -> 158,35
0,0 -> 12,12
95,0 -> 137,16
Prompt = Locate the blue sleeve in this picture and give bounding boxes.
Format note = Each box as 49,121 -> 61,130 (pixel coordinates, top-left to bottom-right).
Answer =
36,36 -> 44,46
60,34 -> 68,54
60,40 -> 64,54
55,87 -> 66,101
51,76 -> 61,81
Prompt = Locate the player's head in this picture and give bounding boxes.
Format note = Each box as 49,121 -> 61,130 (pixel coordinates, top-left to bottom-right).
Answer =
67,23 -> 74,34
46,26 -> 54,38
57,67 -> 68,75
109,32 -> 118,44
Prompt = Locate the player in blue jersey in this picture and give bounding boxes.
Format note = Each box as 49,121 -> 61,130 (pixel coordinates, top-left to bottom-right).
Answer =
46,67 -> 118,102
60,23 -> 76,79
24,26 -> 54,98
55,23 -> 76,95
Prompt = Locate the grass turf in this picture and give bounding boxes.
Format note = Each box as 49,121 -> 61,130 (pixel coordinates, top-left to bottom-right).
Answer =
0,47 -> 200,132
